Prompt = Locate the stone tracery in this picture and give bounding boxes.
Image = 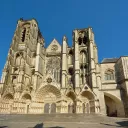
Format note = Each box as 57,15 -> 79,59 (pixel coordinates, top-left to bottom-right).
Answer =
46,57 -> 60,83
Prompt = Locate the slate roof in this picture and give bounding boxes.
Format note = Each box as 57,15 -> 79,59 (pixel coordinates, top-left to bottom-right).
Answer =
101,58 -> 118,63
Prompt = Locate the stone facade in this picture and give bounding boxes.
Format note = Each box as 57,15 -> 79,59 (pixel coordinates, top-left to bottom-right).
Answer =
0,18 -> 127,117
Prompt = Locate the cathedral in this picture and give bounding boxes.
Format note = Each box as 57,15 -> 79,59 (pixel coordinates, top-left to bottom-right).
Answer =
0,18 -> 128,117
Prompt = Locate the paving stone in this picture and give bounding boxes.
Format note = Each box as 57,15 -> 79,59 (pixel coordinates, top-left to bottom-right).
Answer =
0,114 -> 127,128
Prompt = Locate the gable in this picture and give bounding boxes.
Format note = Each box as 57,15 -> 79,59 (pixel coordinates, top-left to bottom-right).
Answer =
46,39 -> 61,53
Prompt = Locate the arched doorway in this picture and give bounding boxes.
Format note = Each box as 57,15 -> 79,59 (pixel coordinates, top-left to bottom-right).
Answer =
104,95 -> 117,117
35,85 -> 61,114
51,103 -> 56,113
44,103 -> 50,114
86,103 -> 89,113
81,91 -> 95,113
82,103 -> 85,113
68,104 -> 71,113
68,103 -> 75,113
66,91 -> 76,113
2,93 -> 14,113
104,92 -> 124,117
21,93 -> 31,114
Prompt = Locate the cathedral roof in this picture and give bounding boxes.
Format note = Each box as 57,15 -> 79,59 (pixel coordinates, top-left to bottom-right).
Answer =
101,58 -> 118,63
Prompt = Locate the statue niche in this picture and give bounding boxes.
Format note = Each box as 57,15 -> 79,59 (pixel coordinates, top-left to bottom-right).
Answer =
15,52 -> 24,66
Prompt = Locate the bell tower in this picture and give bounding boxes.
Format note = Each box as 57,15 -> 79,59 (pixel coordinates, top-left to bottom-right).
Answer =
73,28 -> 99,90
0,18 -> 45,99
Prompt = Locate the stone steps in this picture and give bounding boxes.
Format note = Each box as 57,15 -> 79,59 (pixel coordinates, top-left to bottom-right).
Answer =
0,113 -> 118,122
0,114 -> 127,128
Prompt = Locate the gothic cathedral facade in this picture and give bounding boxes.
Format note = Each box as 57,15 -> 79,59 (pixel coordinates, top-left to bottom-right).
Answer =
0,19 -> 128,117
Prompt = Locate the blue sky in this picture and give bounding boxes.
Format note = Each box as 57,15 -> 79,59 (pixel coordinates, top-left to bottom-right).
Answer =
0,0 -> 128,75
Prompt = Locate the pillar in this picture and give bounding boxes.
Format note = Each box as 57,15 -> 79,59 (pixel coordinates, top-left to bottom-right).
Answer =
99,91 -> 106,115
74,30 -> 80,87
61,36 -> 68,88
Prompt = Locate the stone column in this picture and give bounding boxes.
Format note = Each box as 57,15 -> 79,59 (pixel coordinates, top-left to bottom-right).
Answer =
1,70 -> 7,83
74,30 -> 80,87
97,76 -> 102,89
99,91 -> 106,115
61,36 -> 68,88
94,46 -> 98,64
89,28 -> 97,88
34,42 -> 41,90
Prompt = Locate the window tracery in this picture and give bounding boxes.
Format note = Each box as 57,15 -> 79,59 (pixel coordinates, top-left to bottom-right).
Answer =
104,69 -> 115,80
46,57 -> 60,83
78,31 -> 88,45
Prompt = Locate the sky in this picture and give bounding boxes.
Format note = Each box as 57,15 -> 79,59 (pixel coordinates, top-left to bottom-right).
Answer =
0,0 -> 128,76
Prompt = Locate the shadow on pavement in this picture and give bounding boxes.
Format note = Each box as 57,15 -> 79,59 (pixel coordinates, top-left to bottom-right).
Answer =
33,123 -> 65,128
116,121 -> 128,127
34,123 -> 43,128
0,126 -> 8,128
100,121 -> 128,127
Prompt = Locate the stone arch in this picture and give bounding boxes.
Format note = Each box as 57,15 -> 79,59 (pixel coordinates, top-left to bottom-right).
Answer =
66,91 -> 76,113
3,93 -> 14,100
21,93 -> 31,101
104,92 -> 124,117
80,90 -> 95,113
66,91 -> 76,101
81,90 -> 95,100
1,93 -> 14,114
35,85 -> 61,101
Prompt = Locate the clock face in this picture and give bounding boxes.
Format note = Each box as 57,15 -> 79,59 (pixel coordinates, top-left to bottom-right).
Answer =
47,77 -> 52,83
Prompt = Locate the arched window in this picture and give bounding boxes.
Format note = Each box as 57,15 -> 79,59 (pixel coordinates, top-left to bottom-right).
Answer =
12,76 -> 17,84
78,37 -> 82,45
16,53 -> 21,66
68,49 -> 73,65
15,52 -> 23,66
21,28 -> 26,42
105,69 -> 115,80
68,67 -> 73,75
78,31 -> 88,45
80,50 -> 86,63
68,67 -> 74,85
83,35 -> 87,44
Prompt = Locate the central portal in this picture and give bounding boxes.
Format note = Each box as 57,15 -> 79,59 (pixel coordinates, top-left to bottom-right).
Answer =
44,103 -> 56,114
43,92 -> 57,114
